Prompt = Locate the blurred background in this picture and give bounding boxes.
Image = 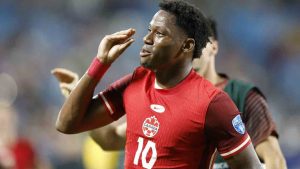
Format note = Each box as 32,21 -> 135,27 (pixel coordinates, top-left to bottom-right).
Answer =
0,0 -> 299,168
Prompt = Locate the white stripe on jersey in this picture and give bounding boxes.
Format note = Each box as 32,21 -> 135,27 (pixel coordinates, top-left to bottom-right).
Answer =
99,92 -> 114,115
220,135 -> 250,157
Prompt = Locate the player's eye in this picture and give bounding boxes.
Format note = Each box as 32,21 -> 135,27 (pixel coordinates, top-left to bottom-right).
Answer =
155,31 -> 164,37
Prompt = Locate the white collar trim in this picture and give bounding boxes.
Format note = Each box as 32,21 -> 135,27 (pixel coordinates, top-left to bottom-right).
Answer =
154,78 -> 164,89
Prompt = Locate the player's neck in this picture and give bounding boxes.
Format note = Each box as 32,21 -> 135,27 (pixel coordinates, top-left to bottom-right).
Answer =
207,72 -> 224,86
155,64 -> 192,89
198,61 -> 224,85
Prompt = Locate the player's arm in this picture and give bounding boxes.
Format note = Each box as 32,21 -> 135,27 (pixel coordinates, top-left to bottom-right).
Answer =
205,92 -> 263,169
90,121 -> 127,150
56,28 -> 135,134
241,89 -> 287,169
51,68 -> 79,98
52,68 -> 127,149
224,144 -> 262,169
256,136 -> 287,169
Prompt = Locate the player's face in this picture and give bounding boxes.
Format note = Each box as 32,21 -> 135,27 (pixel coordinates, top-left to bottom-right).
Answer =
192,37 -> 218,75
140,10 -> 187,71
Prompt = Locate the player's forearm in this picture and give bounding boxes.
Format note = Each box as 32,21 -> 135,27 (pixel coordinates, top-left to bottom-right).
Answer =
56,73 -> 99,134
56,56 -> 111,134
89,124 -> 125,151
264,157 -> 287,169
226,144 -> 263,169
256,136 -> 287,169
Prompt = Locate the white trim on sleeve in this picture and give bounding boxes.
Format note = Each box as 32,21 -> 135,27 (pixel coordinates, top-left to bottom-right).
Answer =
209,148 -> 217,169
99,92 -> 114,115
220,135 -> 250,157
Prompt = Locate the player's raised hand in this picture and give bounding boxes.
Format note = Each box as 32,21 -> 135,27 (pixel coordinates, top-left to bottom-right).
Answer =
97,28 -> 135,64
51,68 -> 79,98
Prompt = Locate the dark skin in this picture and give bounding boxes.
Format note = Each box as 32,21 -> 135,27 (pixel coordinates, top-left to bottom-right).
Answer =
140,10 -> 195,88
56,10 -> 262,169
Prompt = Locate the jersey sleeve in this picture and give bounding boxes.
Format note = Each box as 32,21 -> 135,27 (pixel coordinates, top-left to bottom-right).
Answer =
205,91 -> 251,159
97,73 -> 133,120
242,89 -> 278,146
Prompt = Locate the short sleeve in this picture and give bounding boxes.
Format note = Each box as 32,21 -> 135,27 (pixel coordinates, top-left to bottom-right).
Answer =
205,92 -> 251,159
97,73 -> 133,120
242,89 -> 278,146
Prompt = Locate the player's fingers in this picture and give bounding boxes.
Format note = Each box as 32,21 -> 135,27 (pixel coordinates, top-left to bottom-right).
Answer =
51,68 -> 73,81
51,68 -> 78,83
105,34 -> 131,43
59,83 -> 73,97
51,68 -> 78,77
51,68 -> 70,75
105,29 -> 135,44
113,28 -> 135,36
118,38 -> 135,54
61,88 -> 71,98
60,83 -> 75,91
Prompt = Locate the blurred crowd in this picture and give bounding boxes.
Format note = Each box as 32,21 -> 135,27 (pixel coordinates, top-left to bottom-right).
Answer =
0,0 -> 299,168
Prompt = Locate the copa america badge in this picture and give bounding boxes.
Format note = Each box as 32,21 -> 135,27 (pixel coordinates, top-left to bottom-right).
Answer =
232,114 -> 245,134
142,116 -> 160,138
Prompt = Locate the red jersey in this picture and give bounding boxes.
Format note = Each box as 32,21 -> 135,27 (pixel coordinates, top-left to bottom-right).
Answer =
98,67 -> 251,169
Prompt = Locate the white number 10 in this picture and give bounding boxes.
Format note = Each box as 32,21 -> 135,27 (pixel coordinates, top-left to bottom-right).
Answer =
133,137 -> 157,169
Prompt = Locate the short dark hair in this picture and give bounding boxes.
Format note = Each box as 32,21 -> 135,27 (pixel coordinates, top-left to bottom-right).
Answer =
159,0 -> 210,59
207,18 -> 218,40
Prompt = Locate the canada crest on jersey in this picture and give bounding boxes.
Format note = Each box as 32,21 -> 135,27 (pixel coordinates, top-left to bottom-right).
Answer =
142,116 -> 160,138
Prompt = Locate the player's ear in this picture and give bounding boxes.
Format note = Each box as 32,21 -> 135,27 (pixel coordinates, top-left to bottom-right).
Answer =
182,38 -> 195,53
211,38 -> 218,56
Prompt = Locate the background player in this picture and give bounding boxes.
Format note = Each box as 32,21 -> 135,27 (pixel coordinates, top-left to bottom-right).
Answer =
193,18 -> 287,169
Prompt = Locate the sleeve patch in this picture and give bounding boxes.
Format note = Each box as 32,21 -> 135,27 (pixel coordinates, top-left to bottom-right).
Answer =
232,114 -> 245,135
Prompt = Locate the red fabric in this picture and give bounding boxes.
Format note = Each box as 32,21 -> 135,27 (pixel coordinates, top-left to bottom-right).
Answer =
10,139 -> 35,169
97,73 -> 132,120
97,67 -> 250,169
205,92 -> 251,158
216,77 -> 278,147
87,57 -> 110,81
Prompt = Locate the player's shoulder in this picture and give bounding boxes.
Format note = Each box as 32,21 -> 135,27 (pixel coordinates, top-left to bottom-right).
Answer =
226,78 -> 265,96
225,78 -> 267,101
228,79 -> 255,88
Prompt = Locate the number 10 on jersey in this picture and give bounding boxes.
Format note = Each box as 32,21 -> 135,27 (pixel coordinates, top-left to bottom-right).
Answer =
134,137 -> 157,169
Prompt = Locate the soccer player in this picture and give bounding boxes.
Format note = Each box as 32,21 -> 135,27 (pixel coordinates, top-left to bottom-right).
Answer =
192,19 -> 287,169
55,1 -> 262,168
52,18 -> 287,169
